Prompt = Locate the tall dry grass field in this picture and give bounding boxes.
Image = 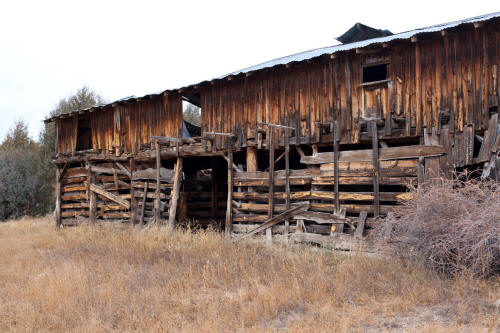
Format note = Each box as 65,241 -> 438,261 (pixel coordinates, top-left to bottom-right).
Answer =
0,217 -> 498,332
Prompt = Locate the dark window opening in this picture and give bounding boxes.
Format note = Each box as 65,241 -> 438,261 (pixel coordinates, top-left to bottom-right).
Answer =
76,116 -> 92,151
489,106 -> 498,116
362,63 -> 388,83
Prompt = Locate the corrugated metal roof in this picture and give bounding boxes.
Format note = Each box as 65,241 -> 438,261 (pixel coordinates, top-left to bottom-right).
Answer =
220,11 -> 500,78
44,11 -> 500,123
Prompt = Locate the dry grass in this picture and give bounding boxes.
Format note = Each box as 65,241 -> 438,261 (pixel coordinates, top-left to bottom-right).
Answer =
0,217 -> 498,332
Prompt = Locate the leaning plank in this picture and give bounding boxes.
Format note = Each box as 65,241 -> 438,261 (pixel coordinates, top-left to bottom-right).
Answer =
90,184 -> 130,210
354,211 -> 368,239
237,203 -> 310,241
300,145 -> 446,164
115,162 -> 131,178
168,157 -> 183,228
477,113 -> 498,162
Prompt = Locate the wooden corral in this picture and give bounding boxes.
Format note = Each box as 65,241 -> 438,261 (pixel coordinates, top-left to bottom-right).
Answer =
46,13 -> 500,246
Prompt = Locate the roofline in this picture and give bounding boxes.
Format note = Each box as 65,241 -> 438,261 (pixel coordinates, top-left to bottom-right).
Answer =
44,11 -> 500,123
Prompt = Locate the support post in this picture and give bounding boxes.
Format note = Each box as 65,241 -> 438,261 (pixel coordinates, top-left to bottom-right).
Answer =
168,157 -> 183,229
139,181 -> 148,225
129,158 -> 137,224
154,141 -> 161,224
267,127 -> 275,242
211,157 -> 218,221
225,139 -> 233,238
284,127 -> 290,238
55,167 -> 62,227
369,121 -> 380,217
333,120 -> 340,212
88,164 -> 96,224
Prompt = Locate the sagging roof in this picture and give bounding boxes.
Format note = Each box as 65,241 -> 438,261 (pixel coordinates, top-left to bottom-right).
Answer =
44,11 -> 500,123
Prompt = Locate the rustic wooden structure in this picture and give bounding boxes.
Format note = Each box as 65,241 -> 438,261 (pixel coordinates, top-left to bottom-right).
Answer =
45,13 -> 500,244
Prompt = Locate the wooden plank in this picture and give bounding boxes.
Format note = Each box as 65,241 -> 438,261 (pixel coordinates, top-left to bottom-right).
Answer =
130,159 -> 137,224
333,120 -> 340,211
55,167 -> 62,227
225,141 -> 233,237
211,157 -> 218,220
139,181 -> 148,224
267,127 -> 275,241
168,157 -> 183,228
154,141 -> 161,224
89,167 -> 96,224
369,121 -> 380,217
354,211 -> 368,239
115,162 -> 131,178
237,203 -> 310,240
300,145 -> 446,164
90,184 -> 130,210
477,113 -> 498,162
284,127 -> 290,238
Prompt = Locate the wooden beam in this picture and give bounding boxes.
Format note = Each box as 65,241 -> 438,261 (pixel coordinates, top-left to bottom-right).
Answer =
211,157 -> 218,221
354,211 -> 368,239
300,145 -> 445,164
139,182 -> 148,224
333,120 -> 340,212
129,159 -> 137,224
284,126 -> 291,238
154,141 -> 161,224
225,141 -> 233,238
90,184 -> 130,210
168,157 -> 183,228
267,127 -> 275,242
115,162 -> 131,178
55,167 -> 62,227
237,203 -> 310,240
88,164 -> 96,224
369,121 -> 380,217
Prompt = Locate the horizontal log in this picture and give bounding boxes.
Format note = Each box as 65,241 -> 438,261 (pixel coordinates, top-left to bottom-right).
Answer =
237,201 -> 309,213
63,167 -> 87,179
133,191 -> 169,200
133,168 -> 174,182
310,203 -> 394,214
312,176 -> 415,186
301,145 -> 445,164
233,191 -> 311,201
62,176 -> 87,185
61,193 -> 86,201
234,169 -> 320,181
61,210 -> 89,218
62,184 -> 87,193
133,181 -> 172,190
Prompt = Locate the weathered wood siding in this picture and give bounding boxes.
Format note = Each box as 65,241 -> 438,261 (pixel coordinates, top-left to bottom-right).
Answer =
57,93 -> 182,154
200,24 -> 500,148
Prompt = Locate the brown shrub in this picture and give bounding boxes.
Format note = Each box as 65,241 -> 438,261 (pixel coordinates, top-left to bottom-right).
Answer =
374,176 -> 500,278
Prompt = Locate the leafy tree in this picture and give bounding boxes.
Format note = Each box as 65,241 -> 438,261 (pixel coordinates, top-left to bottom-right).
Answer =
0,120 -> 45,219
183,103 -> 201,126
35,86 -> 105,216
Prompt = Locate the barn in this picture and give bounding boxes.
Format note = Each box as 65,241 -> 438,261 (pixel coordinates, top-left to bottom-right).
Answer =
44,12 -> 500,243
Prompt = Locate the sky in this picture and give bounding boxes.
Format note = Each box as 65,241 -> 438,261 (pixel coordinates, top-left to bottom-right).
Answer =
0,0 -> 498,141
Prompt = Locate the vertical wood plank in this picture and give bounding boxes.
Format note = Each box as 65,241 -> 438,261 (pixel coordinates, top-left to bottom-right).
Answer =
333,120 -> 340,212
284,127 -> 290,238
211,157 -> 218,221
369,121 -> 380,217
130,158 -> 137,224
168,157 -> 183,229
267,127 -> 275,242
154,141 -> 161,223
139,182 -> 148,225
55,167 -> 62,227
225,141 -> 233,238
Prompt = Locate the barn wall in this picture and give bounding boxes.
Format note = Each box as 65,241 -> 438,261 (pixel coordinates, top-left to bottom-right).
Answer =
56,93 -> 183,154
200,24 -> 500,151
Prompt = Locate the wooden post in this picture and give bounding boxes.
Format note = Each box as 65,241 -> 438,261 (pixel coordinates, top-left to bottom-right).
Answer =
333,120 -> 340,212
369,121 -> 380,217
284,127 -> 290,238
154,141 -> 161,224
88,164 -> 96,224
211,157 -> 218,221
267,127 -> 275,242
139,181 -> 148,225
55,167 -> 62,227
246,147 -> 258,172
129,158 -> 137,224
225,139 -> 233,238
168,157 -> 183,229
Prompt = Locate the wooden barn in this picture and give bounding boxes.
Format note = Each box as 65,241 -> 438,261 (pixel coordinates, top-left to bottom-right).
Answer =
45,12 -> 500,243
